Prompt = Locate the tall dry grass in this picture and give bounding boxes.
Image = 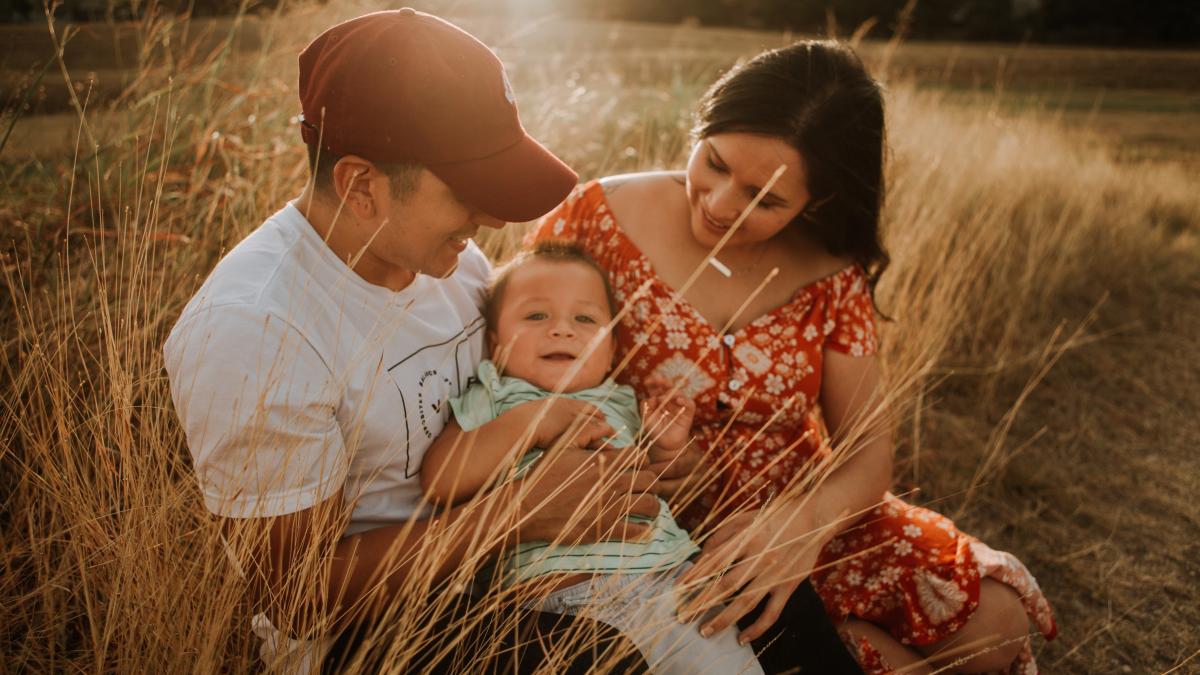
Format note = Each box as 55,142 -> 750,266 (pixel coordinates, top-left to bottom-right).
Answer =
2,2 -> 1198,672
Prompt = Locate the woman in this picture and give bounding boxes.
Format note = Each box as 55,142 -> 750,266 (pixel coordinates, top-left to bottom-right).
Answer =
529,41 -> 1056,673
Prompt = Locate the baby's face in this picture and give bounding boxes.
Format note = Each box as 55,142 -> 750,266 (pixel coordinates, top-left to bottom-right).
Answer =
491,258 -> 615,392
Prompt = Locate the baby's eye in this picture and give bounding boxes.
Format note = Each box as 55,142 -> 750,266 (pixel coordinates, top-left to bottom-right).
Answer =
524,312 -> 548,321
575,314 -> 597,324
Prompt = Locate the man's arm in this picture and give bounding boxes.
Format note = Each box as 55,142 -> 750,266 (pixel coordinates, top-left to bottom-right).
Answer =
239,442 -> 662,637
420,398 -> 614,505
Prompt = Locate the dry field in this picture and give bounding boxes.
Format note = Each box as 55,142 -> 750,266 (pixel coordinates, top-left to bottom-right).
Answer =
2,2 -> 1198,673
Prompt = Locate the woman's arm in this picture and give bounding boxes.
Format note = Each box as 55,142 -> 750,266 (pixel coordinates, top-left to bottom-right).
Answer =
420,398 -> 614,505
804,349 -> 894,539
676,350 -> 893,644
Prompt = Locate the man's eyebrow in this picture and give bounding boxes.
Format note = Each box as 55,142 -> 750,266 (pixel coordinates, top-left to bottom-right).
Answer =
708,140 -> 788,205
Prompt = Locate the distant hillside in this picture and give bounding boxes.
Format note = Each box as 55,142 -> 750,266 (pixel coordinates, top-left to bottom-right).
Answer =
3,0 -> 1198,47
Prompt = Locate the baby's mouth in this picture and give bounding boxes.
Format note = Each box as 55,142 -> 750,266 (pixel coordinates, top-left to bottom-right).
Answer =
540,352 -> 576,361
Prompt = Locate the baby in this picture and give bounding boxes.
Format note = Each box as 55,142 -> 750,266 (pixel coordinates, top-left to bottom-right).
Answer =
420,242 -> 763,675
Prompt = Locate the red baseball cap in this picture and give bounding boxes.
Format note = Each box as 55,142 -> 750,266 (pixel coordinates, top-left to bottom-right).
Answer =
298,9 -> 577,222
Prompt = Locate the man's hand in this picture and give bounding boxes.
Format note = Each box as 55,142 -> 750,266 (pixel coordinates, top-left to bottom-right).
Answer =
513,445 -> 660,545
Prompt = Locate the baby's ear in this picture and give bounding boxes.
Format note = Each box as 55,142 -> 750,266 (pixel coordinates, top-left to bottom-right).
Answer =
486,329 -> 498,358
488,330 -> 513,369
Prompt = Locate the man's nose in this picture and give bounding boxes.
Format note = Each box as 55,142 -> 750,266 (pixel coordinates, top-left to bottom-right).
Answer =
473,211 -> 506,230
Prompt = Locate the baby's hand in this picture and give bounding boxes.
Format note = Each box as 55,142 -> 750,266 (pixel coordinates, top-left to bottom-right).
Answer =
642,391 -> 696,452
522,397 -> 613,450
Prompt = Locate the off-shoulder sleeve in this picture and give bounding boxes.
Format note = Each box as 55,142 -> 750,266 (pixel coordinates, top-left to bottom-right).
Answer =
824,267 -> 879,357
524,181 -> 605,251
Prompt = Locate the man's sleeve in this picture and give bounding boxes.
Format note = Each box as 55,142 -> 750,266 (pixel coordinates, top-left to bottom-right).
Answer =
164,304 -> 348,518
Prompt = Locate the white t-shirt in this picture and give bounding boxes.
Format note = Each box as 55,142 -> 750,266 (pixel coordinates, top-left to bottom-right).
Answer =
165,202 -> 489,532
164,203 -> 490,670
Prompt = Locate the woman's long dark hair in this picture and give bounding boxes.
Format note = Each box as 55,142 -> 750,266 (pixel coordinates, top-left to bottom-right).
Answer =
695,41 -> 890,301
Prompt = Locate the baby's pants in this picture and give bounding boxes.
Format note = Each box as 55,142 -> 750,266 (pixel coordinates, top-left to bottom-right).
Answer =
524,564 -> 764,675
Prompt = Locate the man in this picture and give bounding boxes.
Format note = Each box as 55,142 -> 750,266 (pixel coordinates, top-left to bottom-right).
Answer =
164,9 -> 658,672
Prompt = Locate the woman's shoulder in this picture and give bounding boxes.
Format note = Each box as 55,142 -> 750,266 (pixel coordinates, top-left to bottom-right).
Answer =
597,171 -> 684,197
596,171 -> 686,236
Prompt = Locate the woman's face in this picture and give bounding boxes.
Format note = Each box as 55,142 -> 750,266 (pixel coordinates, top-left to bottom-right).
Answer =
684,133 -> 811,250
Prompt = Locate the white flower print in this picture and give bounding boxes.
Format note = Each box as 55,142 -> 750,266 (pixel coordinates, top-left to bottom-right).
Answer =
665,331 -> 691,350
914,570 -> 968,626
903,524 -> 924,539
765,374 -> 785,395
880,565 -> 903,585
850,342 -> 864,356
893,540 -> 914,556
803,325 -> 819,342
552,217 -> 566,236
651,353 -> 716,399
736,411 -> 764,425
823,319 -> 836,336
734,342 -> 771,376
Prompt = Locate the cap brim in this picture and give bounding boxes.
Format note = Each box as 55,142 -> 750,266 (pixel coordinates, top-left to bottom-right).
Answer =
427,134 -> 578,223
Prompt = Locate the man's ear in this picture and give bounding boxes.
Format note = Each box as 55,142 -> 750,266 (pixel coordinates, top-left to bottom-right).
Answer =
331,155 -> 378,218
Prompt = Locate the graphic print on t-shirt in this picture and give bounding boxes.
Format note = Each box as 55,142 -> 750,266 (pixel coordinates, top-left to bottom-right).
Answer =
385,316 -> 485,478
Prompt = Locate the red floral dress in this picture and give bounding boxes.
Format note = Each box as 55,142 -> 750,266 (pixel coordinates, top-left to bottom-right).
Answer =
529,182 -> 1056,674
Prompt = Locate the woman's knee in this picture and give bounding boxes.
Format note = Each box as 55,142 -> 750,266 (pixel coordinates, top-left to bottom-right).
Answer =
842,619 -> 931,674
932,579 -> 1029,672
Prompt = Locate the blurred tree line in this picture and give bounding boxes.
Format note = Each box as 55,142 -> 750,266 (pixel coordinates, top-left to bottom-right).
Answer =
3,0 -> 1197,46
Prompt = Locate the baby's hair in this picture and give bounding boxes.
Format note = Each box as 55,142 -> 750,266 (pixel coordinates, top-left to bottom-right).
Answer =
484,241 -> 618,329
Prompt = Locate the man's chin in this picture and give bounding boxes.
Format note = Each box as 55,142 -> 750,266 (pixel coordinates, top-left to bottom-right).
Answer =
435,260 -> 460,279
424,254 -> 460,279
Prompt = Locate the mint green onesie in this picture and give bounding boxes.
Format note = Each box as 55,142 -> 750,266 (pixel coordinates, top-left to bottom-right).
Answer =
449,359 -> 699,586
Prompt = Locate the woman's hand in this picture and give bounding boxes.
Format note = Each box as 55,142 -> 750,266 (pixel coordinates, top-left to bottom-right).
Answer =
676,505 -> 829,645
